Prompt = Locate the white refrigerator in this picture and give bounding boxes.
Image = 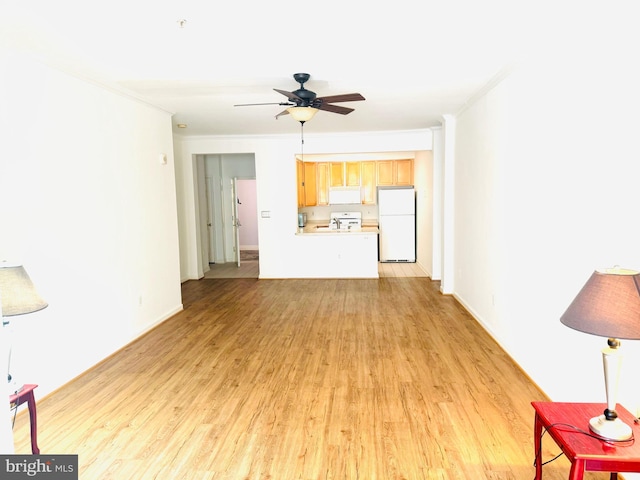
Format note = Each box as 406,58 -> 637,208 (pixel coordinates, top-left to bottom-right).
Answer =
378,186 -> 416,262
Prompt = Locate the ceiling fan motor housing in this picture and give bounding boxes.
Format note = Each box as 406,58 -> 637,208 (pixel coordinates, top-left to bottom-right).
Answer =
292,89 -> 317,106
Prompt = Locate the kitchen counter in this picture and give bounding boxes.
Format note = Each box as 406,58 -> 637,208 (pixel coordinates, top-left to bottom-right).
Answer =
296,221 -> 379,235
294,220 -> 379,278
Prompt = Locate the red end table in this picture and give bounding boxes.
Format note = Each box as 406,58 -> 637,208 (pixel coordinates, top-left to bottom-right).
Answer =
532,402 -> 640,480
9,383 -> 40,454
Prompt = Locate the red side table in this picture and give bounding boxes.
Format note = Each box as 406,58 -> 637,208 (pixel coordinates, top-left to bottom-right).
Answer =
9,383 -> 40,454
532,402 -> 640,480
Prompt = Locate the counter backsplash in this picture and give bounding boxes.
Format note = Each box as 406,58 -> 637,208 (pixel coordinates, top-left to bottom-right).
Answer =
299,204 -> 379,223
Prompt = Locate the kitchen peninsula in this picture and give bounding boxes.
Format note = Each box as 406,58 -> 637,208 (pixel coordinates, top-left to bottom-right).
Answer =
295,213 -> 379,278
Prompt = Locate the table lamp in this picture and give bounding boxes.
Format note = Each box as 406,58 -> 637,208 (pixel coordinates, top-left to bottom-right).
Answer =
0,262 -> 48,391
560,267 -> 640,441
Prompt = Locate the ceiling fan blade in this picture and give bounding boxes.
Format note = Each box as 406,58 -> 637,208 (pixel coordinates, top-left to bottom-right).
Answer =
317,103 -> 355,115
274,88 -> 302,102
316,93 -> 365,103
275,109 -> 290,118
234,102 -> 294,107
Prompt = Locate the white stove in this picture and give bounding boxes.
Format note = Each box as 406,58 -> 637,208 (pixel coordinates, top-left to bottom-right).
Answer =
329,212 -> 362,230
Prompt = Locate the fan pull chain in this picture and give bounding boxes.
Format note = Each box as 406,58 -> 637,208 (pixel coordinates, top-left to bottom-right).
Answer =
300,121 -> 305,161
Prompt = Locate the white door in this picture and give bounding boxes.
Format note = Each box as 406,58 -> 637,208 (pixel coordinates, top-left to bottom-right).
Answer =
232,178 -> 241,267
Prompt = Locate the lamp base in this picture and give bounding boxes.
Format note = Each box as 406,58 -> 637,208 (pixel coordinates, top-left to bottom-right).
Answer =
589,414 -> 633,441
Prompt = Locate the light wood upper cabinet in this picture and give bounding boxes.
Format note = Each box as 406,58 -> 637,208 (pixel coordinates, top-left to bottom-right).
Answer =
316,162 -> 330,206
330,163 -> 344,187
360,161 -> 376,205
376,161 -> 395,186
377,159 -> 413,186
296,159 -> 305,208
328,162 -> 361,187
303,161 -> 318,207
345,162 -> 361,186
395,159 -> 413,186
296,158 -> 414,207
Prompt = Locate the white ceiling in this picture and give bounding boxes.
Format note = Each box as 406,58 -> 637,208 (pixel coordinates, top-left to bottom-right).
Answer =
4,0 -> 534,137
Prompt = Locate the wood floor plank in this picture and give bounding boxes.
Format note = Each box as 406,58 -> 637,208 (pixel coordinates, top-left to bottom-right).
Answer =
12,278 -> 604,479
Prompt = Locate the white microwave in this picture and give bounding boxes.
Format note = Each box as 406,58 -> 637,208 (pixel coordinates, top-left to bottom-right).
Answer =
329,187 -> 361,205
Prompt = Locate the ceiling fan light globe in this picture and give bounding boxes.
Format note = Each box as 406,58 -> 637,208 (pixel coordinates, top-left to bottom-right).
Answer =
287,107 -> 318,122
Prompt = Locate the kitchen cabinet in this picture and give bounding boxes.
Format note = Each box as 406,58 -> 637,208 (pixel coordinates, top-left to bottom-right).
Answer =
329,162 -> 360,187
297,160 -> 318,207
376,161 -> 394,186
316,162 -> 330,206
330,163 -> 344,187
296,159 -> 305,208
360,161 -> 376,205
395,159 -> 413,185
303,161 -> 318,206
377,159 -> 413,186
345,162 -> 360,186
297,158 -> 414,207
296,232 -> 379,278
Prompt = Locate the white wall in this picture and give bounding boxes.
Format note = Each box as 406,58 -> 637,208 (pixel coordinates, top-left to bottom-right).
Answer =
0,55 -> 182,405
452,51 -> 640,416
414,150 -> 433,276
430,127 -> 444,281
175,131 -> 433,280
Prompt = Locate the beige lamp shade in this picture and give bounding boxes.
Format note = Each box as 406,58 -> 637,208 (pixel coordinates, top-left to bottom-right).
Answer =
560,268 -> 640,340
287,106 -> 318,122
0,263 -> 48,317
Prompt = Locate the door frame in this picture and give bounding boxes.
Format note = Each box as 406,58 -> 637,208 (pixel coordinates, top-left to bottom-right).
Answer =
231,177 -> 241,267
205,177 -> 217,264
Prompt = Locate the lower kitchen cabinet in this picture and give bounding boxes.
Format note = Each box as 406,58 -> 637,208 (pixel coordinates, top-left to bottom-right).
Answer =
296,233 -> 378,278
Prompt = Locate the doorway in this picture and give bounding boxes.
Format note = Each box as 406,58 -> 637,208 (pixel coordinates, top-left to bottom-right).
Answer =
233,178 -> 259,266
201,154 -> 258,278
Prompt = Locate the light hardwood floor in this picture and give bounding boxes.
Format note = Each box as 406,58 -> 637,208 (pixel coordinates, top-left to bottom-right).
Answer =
13,278 -> 604,479
204,261 -> 429,279
205,261 -> 260,279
